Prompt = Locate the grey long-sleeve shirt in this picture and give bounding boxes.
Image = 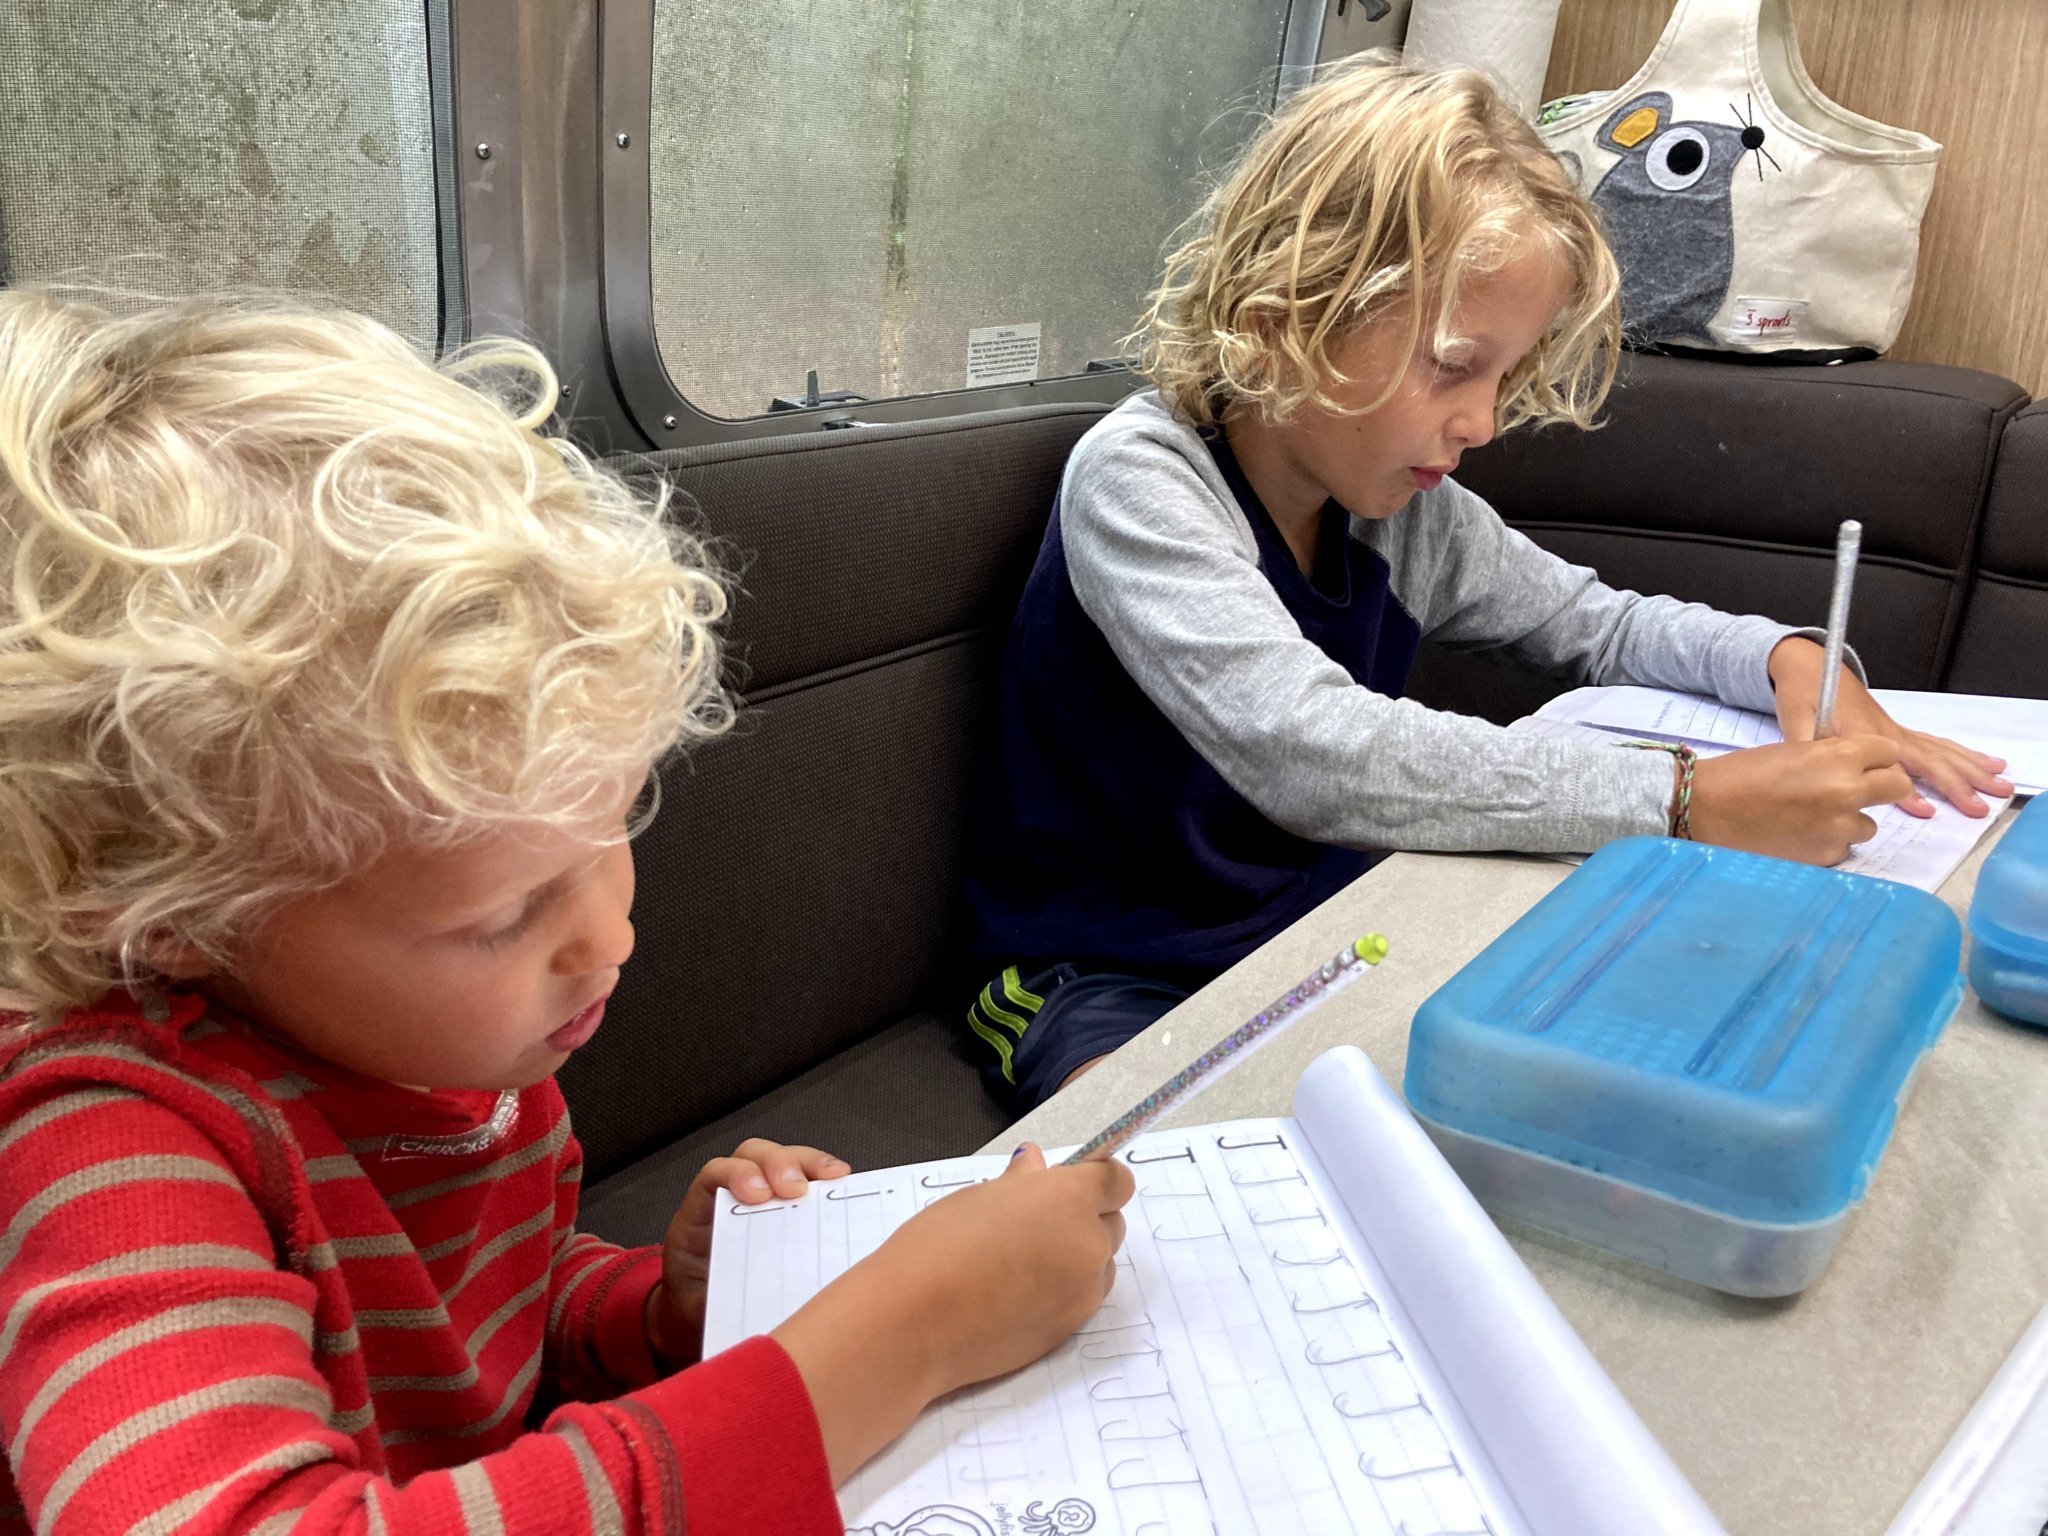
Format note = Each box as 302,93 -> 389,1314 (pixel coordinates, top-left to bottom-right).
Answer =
963,389 -> 1804,977
1067,391 -> 1801,849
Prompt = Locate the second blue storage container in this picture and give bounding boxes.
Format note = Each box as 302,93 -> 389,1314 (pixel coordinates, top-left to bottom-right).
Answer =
1406,837 -> 1964,1296
1968,795 -> 2048,1027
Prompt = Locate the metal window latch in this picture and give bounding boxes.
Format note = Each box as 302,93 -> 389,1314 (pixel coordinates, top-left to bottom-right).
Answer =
769,368 -> 868,414
1336,0 -> 1393,20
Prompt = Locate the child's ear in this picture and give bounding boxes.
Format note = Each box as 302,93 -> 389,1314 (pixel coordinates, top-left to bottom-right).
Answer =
1598,91 -> 1672,156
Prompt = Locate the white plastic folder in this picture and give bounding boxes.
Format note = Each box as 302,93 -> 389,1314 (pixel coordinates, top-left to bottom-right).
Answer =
701,1047 -> 1725,1536
1511,686 -> 2011,893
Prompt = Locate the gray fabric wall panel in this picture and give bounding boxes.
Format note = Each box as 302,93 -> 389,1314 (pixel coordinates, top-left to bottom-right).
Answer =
578,1010 -> 1004,1248
634,403 -> 1103,696
1950,401 -> 2048,696
565,406 -> 1097,1181
1458,353 -> 2022,570
559,640 -> 997,1179
1947,582 -> 2048,699
1527,527 -> 1954,686
1406,527 -> 1957,726
1450,352 -> 2024,705
1975,402 -> 2048,579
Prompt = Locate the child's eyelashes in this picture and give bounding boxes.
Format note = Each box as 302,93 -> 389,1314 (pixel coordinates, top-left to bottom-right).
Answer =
464,878 -> 568,949
470,906 -> 540,950
1427,356 -> 1480,391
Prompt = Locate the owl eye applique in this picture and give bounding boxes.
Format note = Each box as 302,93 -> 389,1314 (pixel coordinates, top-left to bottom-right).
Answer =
1645,126 -> 1713,191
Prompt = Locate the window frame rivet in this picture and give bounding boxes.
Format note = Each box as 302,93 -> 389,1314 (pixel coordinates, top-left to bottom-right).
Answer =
662,413 -> 678,430
615,132 -> 631,149
474,142 -> 492,160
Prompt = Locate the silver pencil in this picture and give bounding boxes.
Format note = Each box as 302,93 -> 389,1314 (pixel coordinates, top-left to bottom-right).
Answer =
1812,519 -> 1862,740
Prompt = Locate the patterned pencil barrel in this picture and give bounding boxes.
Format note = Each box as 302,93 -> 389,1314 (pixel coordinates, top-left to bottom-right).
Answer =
1063,933 -> 1389,1165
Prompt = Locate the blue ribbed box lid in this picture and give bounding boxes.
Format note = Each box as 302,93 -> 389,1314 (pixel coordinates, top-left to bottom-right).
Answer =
1967,797 -> 2048,1026
1970,796 -> 2048,964
1406,838 -> 1963,1225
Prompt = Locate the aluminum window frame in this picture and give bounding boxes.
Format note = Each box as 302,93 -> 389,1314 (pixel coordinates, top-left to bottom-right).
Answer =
425,0 -> 469,356
594,0 -> 1325,448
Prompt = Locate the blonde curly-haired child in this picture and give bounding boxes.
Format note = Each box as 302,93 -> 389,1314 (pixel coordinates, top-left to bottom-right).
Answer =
0,291 -> 1132,1536
962,53 -> 2008,1110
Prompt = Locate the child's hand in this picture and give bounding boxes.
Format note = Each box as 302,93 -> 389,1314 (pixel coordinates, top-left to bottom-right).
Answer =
646,1138 -> 851,1370
1768,636 -> 2011,816
1690,736 -> 1913,864
868,1143 -> 1135,1388
771,1143 -> 1135,1483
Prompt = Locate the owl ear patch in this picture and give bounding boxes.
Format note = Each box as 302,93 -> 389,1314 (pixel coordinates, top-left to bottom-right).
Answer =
1599,91 -> 1672,153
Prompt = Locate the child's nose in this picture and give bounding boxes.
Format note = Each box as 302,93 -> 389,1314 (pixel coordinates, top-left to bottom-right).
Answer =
1454,403 -> 1496,452
552,889 -> 636,976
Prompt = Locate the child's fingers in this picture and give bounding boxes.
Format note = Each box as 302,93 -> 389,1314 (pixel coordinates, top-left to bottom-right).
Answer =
1900,735 -> 2002,818
1960,743 -> 2011,775
788,1145 -> 854,1180
666,1156 -> 765,1249
1954,744 -> 2014,796
693,1155 -> 775,1207
1908,732 -> 2011,788
1080,1154 -> 1136,1211
1102,1209 -> 1127,1257
727,1138 -> 843,1198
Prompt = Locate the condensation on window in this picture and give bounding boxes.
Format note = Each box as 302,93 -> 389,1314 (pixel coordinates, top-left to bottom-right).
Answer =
0,0 -> 441,352
648,1 -> 1291,418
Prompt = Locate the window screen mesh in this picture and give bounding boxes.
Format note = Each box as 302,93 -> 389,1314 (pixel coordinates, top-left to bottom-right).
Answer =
0,0 -> 443,352
649,1 -> 1293,418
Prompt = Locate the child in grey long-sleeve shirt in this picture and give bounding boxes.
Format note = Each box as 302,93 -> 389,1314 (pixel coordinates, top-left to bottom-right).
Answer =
961,56 -> 2008,1110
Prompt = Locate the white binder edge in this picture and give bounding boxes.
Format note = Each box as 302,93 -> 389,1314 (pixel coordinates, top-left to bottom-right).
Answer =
1296,1046 -> 1729,1536
1887,1302 -> 2048,1536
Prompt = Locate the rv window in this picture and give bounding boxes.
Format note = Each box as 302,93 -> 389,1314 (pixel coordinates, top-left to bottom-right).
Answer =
647,1 -> 1294,419
0,1 -> 445,351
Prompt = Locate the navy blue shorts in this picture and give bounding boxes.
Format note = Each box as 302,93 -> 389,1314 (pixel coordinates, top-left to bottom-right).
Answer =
965,964 -> 1190,1114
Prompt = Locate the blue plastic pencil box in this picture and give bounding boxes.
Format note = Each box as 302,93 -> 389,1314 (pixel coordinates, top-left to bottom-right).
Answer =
1405,837 -> 1964,1297
1968,794 -> 2048,1026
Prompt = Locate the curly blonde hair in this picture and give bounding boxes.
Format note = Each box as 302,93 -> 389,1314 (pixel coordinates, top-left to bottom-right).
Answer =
0,290 -> 731,1018
1133,52 -> 1620,432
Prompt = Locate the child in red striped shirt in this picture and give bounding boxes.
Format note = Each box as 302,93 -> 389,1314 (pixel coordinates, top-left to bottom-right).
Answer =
0,291 -> 1133,1536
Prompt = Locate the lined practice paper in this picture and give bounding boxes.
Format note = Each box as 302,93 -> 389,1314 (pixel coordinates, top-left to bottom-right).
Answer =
702,1049 -> 1726,1536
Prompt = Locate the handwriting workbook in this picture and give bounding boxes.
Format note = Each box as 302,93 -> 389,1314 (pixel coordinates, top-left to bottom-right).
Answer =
703,1048 -> 1725,1536
1511,685 -> 2012,892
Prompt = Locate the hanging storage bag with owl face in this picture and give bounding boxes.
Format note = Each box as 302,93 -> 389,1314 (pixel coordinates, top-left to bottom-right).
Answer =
1536,0 -> 1939,360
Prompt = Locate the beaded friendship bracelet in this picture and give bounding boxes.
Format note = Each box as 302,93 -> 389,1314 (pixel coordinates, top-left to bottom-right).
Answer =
1626,740 -> 1699,840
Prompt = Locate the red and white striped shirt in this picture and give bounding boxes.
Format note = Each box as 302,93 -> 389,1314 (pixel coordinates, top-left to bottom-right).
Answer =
0,990 -> 838,1535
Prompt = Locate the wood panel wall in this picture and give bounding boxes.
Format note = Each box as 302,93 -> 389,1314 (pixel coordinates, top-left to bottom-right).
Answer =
1542,0 -> 2048,395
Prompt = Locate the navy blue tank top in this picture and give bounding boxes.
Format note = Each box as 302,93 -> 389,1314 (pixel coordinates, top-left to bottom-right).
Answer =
963,433 -> 1423,982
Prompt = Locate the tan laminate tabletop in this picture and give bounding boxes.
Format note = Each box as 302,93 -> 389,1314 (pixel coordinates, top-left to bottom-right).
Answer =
985,813 -> 2048,1536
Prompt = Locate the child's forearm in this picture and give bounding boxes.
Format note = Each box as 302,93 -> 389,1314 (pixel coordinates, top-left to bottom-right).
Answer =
771,1254 -> 951,1485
